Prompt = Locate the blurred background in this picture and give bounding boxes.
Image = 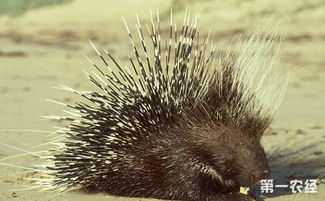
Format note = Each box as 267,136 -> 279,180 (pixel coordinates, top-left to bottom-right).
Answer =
0,0 -> 324,201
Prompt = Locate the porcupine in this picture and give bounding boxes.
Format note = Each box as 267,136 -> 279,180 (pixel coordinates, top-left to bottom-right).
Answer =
33,11 -> 289,201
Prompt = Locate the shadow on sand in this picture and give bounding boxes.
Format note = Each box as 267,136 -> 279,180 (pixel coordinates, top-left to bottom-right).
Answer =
251,143 -> 324,201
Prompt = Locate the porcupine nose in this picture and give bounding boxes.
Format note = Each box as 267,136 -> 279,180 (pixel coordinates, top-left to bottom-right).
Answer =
251,169 -> 270,181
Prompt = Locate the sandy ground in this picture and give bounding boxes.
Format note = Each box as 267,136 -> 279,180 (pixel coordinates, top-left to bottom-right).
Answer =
0,0 -> 324,200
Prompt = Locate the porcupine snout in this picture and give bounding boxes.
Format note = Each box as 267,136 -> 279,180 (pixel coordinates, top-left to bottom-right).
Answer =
240,163 -> 270,186
245,151 -> 271,185
231,137 -> 271,187
250,169 -> 270,184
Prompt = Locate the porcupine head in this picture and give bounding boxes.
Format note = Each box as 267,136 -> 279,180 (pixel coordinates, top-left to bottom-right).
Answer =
172,19 -> 287,191
27,11 -> 289,200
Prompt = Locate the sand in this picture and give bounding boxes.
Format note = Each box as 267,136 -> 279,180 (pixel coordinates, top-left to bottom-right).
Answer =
0,0 -> 324,200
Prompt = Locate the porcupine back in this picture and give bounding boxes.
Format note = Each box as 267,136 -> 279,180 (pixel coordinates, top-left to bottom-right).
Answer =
32,11 -> 289,197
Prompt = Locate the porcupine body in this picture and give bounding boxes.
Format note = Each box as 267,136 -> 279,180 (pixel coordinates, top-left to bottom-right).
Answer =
35,12 -> 289,201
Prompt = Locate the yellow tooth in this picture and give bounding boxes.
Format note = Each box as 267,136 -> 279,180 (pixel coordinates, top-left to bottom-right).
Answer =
240,187 -> 250,195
